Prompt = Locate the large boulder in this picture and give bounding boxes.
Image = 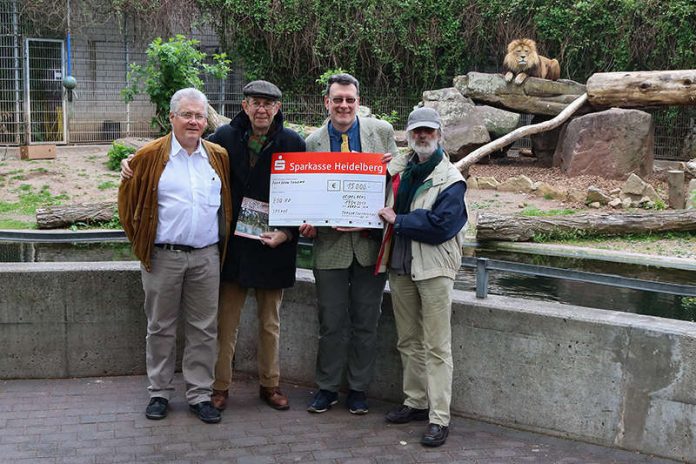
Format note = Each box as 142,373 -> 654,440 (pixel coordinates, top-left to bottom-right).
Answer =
472,105 -> 520,138
553,108 -> 654,179
421,88 -> 490,157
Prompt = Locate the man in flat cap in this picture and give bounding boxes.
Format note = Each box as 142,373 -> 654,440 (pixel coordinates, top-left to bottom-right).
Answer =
376,107 -> 468,447
207,80 -> 306,411
123,81 -> 305,411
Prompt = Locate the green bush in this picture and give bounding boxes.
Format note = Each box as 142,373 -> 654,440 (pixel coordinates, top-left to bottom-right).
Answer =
106,143 -> 136,171
121,35 -> 230,134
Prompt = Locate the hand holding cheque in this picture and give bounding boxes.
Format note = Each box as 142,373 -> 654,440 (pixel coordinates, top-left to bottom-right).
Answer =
270,152 -> 389,230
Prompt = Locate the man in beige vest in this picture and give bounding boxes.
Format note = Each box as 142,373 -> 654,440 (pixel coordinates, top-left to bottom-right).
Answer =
377,107 -> 468,447
300,73 -> 397,415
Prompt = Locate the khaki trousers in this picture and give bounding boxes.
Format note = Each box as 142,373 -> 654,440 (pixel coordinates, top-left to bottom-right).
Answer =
213,281 -> 283,391
141,245 -> 219,405
388,274 -> 454,426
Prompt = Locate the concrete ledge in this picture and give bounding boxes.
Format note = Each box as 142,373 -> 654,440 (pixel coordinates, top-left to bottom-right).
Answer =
1,262 -> 694,462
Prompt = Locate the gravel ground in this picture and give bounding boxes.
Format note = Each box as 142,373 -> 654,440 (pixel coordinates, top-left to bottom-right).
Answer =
1,145 -> 693,259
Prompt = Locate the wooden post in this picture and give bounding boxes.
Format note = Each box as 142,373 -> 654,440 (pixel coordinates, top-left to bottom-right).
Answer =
667,170 -> 686,209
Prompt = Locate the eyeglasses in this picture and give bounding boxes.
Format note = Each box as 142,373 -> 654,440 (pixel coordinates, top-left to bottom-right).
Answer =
176,112 -> 207,122
247,100 -> 278,110
329,97 -> 357,104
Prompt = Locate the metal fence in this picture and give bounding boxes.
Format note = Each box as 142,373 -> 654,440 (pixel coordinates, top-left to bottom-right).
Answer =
0,0 -> 694,161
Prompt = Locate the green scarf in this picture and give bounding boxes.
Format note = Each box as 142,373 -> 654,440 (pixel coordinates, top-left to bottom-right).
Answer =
393,147 -> 443,214
247,134 -> 268,167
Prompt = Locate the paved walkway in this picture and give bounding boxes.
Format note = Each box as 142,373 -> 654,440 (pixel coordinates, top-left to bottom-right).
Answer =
0,375 -> 677,464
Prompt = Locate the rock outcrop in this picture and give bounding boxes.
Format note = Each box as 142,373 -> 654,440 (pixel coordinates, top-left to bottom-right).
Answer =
553,108 -> 654,179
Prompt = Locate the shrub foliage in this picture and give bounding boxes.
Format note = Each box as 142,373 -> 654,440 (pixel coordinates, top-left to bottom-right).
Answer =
198,0 -> 696,94
121,35 -> 231,134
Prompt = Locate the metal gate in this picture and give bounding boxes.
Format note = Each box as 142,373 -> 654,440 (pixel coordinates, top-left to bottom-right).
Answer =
24,38 -> 66,143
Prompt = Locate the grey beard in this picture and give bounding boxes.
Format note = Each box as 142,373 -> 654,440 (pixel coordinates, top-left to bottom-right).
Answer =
408,137 -> 439,161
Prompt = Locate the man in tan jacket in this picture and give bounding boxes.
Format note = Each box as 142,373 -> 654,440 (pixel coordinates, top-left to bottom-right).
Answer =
118,88 -> 232,424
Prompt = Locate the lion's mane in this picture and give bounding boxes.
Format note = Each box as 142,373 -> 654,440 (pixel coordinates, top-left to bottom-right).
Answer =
503,38 -> 560,84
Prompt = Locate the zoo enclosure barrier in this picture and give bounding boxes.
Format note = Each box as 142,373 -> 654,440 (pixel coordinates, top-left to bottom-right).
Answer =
463,256 -> 696,299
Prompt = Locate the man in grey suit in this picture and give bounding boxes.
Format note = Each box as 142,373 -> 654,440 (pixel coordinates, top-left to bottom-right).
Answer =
299,73 -> 398,415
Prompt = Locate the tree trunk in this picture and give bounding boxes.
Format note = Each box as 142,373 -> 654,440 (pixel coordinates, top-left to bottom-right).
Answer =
36,202 -> 117,229
476,210 -> 696,242
587,70 -> 696,107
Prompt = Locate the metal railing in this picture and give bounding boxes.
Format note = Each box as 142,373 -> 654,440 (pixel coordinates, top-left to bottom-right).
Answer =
463,256 -> 696,299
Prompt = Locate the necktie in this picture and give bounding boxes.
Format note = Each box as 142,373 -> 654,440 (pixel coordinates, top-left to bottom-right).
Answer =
341,133 -> 350,152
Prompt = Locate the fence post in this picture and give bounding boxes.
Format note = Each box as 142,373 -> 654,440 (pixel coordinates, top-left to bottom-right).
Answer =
475,257 -> 489,299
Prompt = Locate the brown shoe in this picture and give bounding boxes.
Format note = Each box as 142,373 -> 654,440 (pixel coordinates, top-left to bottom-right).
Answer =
211,389 -> 228,411
259,386 -> 289,410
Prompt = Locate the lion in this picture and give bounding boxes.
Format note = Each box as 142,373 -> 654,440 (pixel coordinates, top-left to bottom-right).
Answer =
503,38 -> 560,85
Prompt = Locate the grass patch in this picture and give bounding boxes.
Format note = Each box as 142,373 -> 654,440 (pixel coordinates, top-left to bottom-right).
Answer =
0,218 -> 36,229
520,206 -> 576,217
0,185 -> 69,215
97,181 -> 118,190
30,167 -> 49,173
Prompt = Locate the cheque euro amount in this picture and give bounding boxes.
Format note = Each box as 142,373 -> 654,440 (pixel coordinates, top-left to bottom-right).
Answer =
286,161 -> 384,173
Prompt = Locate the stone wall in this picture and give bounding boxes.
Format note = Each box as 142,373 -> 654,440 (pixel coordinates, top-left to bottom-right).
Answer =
1,262 -> 694,462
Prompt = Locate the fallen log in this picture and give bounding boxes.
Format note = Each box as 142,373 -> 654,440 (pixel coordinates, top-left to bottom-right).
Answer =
476,210 -> 696,242
36,202 -> 117,229
587,70 -> 696,108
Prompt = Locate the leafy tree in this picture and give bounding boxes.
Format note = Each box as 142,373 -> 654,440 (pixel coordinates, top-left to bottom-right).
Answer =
121,35 -> 231,134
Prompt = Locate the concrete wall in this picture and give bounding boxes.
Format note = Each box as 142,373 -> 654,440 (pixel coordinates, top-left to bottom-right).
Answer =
1,262 -> 695,462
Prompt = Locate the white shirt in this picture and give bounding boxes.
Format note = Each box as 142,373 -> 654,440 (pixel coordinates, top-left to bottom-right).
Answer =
154,136 -> 222,248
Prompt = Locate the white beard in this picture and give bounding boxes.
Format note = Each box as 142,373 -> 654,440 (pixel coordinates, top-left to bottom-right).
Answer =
408,135 -> 440,161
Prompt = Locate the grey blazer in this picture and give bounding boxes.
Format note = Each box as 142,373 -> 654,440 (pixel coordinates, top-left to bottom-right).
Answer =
305,117 -> 398,270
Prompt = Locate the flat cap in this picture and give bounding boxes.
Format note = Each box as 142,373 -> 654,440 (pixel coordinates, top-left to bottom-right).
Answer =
243,80 -> 282,100
406,107 -> 442,132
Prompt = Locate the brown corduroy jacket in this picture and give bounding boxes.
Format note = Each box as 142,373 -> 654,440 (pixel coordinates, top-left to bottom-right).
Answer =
117,133 -> 232,272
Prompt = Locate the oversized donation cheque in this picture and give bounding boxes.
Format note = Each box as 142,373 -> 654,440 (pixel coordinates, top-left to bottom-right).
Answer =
269,152 -> 386,228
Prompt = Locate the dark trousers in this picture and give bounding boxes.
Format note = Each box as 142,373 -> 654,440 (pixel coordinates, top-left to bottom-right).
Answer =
313,261 -> 387,392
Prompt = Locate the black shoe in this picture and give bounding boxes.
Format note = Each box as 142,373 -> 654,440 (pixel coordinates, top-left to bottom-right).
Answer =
385,404 -> 429,424
189,401 -> 221,424
421,423 -> 449,447
145,397 -> 168,420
